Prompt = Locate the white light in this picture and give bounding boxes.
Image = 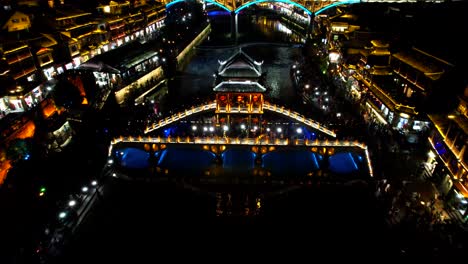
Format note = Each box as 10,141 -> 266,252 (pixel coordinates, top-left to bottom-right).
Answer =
253,126 -> 258,131
315,92 -> 320,95
108,159 -> 114,164
46,86 -> 52,91
296,128 -> 303,134
209,127 -> 214,132
304,84 -> 310,89
59,212 -> 67,219
112,173 -> 117,178
266,128 -> 270,132
329,52 -> 340,63
325,98 -> 329,102
428,150 -> 436,159
91,180 -> 97,186
192,125 -> 197,131
292,65 -> 296,69
324,92 -> 328,95
82,186 -> 89,192
337,113 -> 341,117
203,127 -> 208,132
240,124 -> 246,130
277,127 -> 282,133
223,125 -> 229,131
68,200 -> 77,207
151,100 -> 155,104
296,70 -> 300,74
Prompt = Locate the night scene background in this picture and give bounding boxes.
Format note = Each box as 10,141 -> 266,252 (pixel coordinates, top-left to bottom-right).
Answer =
1,0 -> 468,262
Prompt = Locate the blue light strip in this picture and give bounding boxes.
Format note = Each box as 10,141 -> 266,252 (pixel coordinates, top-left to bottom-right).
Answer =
315,0 -> 360,16
236,0 -> 312,15
167,0 -> 231,12
348,152 -> 358,170
166,0 -> 185,8
311,152 -> 320,170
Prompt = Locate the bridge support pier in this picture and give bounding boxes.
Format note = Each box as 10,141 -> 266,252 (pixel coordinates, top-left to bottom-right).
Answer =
230,11 -> 238,43
307,14 -> 315,40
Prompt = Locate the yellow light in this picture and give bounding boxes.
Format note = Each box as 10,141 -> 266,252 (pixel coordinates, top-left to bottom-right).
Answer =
400,113 -> 410,119
448,115 -> 456,119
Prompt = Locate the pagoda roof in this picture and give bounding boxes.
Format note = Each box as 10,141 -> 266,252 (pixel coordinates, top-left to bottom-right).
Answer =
218,49 -> 263,78
213,81 -> 266,93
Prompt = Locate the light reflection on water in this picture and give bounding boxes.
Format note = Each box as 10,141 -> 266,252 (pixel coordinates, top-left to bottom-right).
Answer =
170,15 -> 304,105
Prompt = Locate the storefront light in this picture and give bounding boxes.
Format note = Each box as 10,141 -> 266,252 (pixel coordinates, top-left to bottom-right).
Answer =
400,113 -> 410,119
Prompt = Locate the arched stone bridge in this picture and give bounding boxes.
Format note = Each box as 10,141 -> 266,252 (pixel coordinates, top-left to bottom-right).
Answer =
108,135 -> 374,177
145,101 -> 337,137
164,0 -> 444,16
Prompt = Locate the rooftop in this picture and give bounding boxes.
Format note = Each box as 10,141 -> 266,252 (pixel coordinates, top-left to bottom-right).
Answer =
392,48 -> 453,80
213,81 -> 266,93
218,49 -> 263,78
77,41 -> 158,73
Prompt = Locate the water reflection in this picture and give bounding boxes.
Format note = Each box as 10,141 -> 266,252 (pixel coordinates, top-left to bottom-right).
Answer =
215,192 -> 263,216
167,14 -> 305,106
249,16 -> 306,44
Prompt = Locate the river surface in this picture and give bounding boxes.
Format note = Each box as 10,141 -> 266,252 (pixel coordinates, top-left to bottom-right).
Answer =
57,11 -> 394,263
166,12 -> 305,107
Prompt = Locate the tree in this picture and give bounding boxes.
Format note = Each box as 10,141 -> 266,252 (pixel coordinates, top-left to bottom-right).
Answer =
51,76 -> 83,110
6,138 -> 32,162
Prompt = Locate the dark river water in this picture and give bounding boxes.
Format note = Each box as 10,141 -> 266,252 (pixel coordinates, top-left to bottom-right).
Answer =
166,11 -> 305,106
56,11 -> 399,263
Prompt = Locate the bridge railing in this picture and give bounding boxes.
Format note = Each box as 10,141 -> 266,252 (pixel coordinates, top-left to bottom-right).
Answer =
145,100 -> 336,137
110,136 -> 367,148
263,102 -> 336,137
107,136 -> 373,177
145,101 -> 217,133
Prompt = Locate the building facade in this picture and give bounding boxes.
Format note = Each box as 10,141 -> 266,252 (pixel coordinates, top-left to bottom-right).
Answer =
428,90 -> 468,224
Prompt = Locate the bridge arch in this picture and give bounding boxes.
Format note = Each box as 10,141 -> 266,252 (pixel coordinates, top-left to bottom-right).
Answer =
167,0 -> 231,12
144,101 -> 336,137
235,0 -> 312,15
166,0 -> 361,16
314,0 -> 360,16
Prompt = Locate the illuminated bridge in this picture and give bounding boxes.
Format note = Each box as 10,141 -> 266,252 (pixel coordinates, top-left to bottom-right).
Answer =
111,98 -> 374,179
107,135 -> 374,180
164,0 -> 447,16
145,101 -> 337,137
